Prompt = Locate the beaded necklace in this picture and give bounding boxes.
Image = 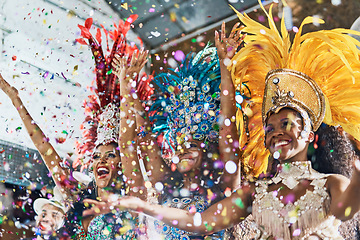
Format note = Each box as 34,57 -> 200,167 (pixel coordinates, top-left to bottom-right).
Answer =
253,161 -> 331,239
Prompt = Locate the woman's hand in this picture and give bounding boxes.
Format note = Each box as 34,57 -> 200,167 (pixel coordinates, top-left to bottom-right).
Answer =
112,49 -> 149,81
0,73 -> 19,100
83,196 -> 145,217
215,22 -> 244,60
112,55 -> 127,81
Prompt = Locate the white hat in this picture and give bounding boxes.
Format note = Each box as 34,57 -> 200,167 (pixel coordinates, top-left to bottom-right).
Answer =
33,186 -> 67,215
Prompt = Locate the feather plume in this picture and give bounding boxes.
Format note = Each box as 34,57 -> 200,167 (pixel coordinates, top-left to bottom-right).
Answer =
73,16 -> 154,168
229,2 -> 360,177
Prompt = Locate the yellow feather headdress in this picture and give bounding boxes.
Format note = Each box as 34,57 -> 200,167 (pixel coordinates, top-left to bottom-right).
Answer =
229,3 -> 360,177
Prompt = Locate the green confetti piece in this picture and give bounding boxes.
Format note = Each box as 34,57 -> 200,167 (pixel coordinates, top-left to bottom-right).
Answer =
235,198 -> 244,208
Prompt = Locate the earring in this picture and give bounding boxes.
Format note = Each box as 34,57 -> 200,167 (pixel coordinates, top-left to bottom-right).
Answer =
118,162 -> 122,168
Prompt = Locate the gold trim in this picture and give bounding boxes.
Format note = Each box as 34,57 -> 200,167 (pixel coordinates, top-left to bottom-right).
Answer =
262,69 -> 325,131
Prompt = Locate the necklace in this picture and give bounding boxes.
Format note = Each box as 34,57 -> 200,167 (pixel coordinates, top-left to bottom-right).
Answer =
254,161 -> 334,240
269,161 -> 313,189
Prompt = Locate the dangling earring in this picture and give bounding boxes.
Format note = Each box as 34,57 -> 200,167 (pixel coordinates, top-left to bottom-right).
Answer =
299,130 -> 309,140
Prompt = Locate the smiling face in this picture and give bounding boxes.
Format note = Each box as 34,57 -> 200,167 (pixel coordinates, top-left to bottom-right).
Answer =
175,138 -> 204,173
92,143 -> 121,189
264,108 -> 314,163
36,204 -> 64,235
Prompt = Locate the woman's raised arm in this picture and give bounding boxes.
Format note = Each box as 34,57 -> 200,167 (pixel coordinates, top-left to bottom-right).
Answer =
0,73 -> 77,200
112,51 -> 171,193
112,50 -> 149,199
215,22 -> 244,191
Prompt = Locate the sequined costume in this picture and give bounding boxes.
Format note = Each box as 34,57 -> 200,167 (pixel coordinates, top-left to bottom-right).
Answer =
154,194 -> 222,240
252,161 -> 343,240
74,211 -> 138,240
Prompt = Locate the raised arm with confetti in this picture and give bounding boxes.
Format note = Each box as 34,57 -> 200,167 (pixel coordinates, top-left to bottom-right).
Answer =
111,49 -> 152,200
215,22 -> 244,191
0,74 -> 77,202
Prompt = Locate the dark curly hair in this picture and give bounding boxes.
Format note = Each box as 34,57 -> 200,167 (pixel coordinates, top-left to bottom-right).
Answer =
309,124 -> 360,239
310,124 -> 356,178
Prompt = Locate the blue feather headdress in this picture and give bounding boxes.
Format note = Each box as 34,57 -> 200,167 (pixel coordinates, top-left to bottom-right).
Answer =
149,46 -> 221,151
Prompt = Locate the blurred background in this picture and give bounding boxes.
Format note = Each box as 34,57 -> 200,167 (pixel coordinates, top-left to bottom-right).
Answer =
0,0 -> 359,238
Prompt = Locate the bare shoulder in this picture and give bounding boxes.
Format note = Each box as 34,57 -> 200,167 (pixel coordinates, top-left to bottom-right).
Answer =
326,173 -> 350,191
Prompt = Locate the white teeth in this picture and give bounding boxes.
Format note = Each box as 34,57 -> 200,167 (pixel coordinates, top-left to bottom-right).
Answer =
274,141 -> 289,148
97,167 -> 109,174
180,159 -> 193,163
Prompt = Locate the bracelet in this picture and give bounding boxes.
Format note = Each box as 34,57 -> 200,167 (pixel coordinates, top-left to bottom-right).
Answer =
137,126 -> 148,138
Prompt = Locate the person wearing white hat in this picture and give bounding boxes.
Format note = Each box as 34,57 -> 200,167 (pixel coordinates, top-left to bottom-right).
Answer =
26,187 -> 67,240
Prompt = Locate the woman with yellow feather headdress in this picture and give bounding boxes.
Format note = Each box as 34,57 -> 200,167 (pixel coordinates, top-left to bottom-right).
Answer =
81,2 -> 360,240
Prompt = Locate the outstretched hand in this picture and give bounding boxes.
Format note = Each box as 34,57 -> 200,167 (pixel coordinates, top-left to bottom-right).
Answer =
0,73 -> 19,99
83,195 -> 145,217
112,49 -> 149,81
215,22 -> 244,60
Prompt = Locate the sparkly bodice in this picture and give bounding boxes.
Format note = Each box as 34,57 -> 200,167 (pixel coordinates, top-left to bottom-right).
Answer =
76,211 -> 139,240
252,161 -> 343,240
155,195 -> 224,239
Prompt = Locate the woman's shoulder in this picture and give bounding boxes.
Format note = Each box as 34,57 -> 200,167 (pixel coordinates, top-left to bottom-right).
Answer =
325,173 -> 351,191
326,173 -> 350,182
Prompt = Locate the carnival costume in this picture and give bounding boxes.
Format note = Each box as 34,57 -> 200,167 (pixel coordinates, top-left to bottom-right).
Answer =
150,46 -> 221,149
66,15 -> 151,239
228,2 -> 360,240
148,46 -> 225,240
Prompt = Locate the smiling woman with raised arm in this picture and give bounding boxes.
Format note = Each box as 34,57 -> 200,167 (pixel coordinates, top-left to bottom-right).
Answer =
0,15 -> 151,239
84,3 -> 360,239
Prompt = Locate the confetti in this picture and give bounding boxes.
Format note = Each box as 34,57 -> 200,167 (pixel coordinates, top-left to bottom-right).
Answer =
225,161 -> 237,174
174,50 -> 185,62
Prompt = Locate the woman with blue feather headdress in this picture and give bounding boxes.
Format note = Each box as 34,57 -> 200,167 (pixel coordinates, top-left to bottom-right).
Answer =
83,22 -> 244,239
144,44 -> 226,239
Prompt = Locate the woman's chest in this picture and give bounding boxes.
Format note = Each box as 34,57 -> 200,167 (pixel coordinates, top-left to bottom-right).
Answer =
254,178 -> 329,219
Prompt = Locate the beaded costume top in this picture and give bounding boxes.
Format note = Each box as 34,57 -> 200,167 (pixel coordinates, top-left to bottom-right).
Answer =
75,211 -> 139,240
252,161 -> 343,240
155,194 -> 224,240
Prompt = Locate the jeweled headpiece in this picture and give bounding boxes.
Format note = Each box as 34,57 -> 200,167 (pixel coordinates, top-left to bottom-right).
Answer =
73,15 -> 152,169
229,3 -> 360,177
150,46 -> 221,149
263,68 -> 325,138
